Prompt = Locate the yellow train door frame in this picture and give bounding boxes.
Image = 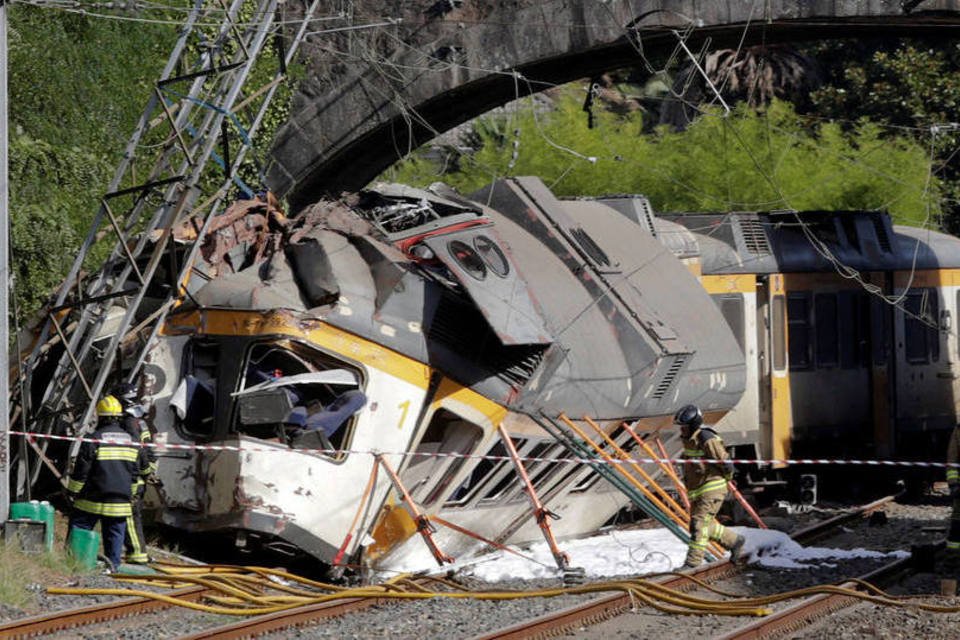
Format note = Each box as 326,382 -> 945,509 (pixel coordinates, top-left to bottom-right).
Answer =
758,274 -> 793,464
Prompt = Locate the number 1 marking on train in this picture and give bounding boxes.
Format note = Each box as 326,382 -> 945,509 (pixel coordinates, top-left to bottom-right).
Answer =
397,400 -> 410,430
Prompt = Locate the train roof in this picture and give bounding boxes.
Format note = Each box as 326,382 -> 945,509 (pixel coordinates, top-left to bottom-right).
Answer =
660,210 -> 960,274
171,178 -> 746,420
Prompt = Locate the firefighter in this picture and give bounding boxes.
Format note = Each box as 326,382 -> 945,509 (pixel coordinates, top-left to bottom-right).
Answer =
674,404 -> 746,568
113,381 -> 158,564
65,395 -> 151,572
946,423 -> 960,557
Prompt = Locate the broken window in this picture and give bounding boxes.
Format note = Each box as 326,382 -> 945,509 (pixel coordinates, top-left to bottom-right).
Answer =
173,339 -> 220,440
231,340 -> 365,457
444,440 -> 510,507
479,440 -> 552,504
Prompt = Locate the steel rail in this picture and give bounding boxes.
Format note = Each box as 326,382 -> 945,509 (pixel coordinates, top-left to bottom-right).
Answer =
714,554 -> 914,640
467,494 -> 902,640
173,595 -> 388,639
0,585 -> 207,639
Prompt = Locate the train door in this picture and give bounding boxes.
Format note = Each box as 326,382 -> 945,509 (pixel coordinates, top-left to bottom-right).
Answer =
756,274 -> 792,462
782,277 -> 873,453
399,378 -> 507,510
893,273 -> 955,453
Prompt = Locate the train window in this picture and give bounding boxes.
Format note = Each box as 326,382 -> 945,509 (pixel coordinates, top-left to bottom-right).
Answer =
904,290 -> 940,364
786,294 -> 809,370
838,293 -> 868,369
506,443 -> 567,503
445,440 -> 510,507
478,439 -> 548,503
772,295 -> 787,371
175,339 -> 220,440
712,295 -> 745,354
232,341 -> 366,457
815,294 -> 839,368
414,409 -> 484,506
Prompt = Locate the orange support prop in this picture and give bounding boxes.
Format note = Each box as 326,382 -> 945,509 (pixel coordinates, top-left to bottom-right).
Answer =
573,416 -> 724,559
654,435 -> 689,510
376,454 -> 454,566
497,423 -> 570,571
624,423 -> 690,512
558,415 -> 689,533
582,417 -> 688,523
729,481 -> 768,529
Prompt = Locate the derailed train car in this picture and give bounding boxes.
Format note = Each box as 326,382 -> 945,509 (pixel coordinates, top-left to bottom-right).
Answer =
121,177 -> 746,571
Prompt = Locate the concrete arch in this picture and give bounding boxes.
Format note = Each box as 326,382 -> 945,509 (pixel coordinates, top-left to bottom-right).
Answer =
267,0 -> 960,211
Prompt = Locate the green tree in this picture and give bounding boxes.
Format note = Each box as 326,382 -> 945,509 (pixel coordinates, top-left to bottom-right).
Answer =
384,92 -> 938,224
805,40 -> 960,230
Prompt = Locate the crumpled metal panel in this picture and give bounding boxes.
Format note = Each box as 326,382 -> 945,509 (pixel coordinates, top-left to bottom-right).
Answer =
422,226 -> 551,346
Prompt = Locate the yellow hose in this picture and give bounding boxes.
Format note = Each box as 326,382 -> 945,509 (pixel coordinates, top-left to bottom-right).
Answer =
47,563 -> 960,618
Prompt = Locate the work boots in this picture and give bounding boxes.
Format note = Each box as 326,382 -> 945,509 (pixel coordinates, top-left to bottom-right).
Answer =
729,534 -> 747,566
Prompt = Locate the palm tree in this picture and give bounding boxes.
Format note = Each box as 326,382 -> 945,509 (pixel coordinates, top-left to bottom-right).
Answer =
660,45 -> 822,129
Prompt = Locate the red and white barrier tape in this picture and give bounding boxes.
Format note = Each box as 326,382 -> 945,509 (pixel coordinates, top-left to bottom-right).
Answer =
8,429 -> 960,469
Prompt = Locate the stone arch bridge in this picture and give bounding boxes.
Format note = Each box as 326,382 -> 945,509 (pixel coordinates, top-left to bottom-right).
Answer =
267,0 -> 960,211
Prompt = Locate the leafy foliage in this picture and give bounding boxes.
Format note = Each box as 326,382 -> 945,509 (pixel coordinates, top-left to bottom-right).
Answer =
805,40 -> 960,231
7,5 -> 177,317
384,91 -> 938,225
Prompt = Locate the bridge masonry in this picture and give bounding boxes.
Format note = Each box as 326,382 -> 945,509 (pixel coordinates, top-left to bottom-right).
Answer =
267,0 -> 960,212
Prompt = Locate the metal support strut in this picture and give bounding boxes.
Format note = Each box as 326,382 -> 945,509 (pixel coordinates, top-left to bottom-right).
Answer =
497,423 -> 579,580
375,454 -> 454,567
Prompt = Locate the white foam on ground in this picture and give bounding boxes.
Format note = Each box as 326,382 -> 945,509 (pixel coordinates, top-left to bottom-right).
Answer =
439,526 -> 911,581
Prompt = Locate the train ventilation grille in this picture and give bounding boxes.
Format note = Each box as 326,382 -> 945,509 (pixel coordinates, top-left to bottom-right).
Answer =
635,197 -> 657,236
429,289 -> 548,389
738,217 -> 771,255
871,215 -> 892,252
652,355 -> 686,400
494,348 -> 548,388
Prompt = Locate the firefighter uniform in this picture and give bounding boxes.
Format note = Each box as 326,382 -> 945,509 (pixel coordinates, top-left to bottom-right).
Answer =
66,396 -> 151,571
120,404 -> 157,564
680,426 -> 742,567
946,425 -> 960,554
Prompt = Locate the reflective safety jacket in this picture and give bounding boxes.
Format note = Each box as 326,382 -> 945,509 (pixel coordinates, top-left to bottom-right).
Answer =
123,410 -> 158,477
947,426 -> 960,485
66,419 -> 151,518
681,427 -> 734,500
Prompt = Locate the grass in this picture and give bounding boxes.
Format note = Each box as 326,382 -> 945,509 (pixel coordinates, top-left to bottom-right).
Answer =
0,515 -> 94,611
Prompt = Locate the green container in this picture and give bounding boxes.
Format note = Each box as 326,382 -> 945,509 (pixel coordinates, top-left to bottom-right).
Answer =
9,501 -> 39,521
37,502 -> 55,551
10,501 -> 54,552
67,527 -> 100,570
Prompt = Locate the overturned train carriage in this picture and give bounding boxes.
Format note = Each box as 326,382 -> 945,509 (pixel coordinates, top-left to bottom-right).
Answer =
129,176 -> 745,570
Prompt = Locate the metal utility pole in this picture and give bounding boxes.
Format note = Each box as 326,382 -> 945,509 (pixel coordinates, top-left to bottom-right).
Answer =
0,0 -> 10,525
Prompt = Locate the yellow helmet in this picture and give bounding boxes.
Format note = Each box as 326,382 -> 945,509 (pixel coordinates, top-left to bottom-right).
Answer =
96,395 -> 123,417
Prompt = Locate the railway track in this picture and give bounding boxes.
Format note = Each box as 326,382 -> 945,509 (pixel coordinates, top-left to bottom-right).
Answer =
0,585 -> 208,639
714,554 -> 915,640
468,494 -> 901,640
0,496 -> 901,640
0,571 -> 429,639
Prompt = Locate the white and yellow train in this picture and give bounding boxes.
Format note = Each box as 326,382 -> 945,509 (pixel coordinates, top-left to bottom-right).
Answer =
129,177 -> 745,572
21,177 -> 959,574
